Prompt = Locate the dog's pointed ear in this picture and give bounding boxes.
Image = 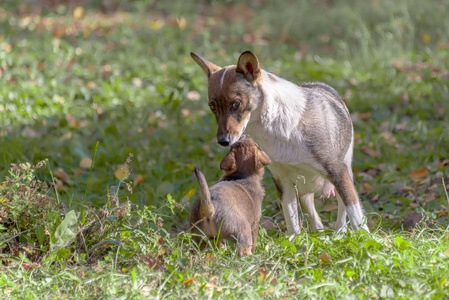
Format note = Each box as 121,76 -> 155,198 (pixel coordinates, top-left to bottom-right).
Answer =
190,52 -> 222,79
256,149 -> 271,169
236,51 -> 261,82
220,151 -> 236,173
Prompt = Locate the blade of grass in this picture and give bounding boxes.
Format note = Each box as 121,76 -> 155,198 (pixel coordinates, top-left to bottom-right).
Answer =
45,159 -> 60,205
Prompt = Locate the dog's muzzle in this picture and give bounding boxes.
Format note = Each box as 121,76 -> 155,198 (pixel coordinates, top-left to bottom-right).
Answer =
217,135 -> 230,147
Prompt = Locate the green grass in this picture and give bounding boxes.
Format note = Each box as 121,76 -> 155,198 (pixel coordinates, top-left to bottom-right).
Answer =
1,0 -> 449,298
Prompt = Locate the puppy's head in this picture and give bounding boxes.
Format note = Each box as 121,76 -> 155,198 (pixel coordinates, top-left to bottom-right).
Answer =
219,134 -> 271,177
191,51 -> 264,146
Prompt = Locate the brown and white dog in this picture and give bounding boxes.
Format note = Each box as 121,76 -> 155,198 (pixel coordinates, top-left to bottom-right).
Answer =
191,51 -> 369,234
190,134 -> 271,256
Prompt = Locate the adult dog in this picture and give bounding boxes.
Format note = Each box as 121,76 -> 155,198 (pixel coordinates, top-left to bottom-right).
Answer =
191,51 -> 369,234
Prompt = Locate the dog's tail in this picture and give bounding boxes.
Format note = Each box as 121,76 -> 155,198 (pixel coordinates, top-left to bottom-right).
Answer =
194,167 -> 215,218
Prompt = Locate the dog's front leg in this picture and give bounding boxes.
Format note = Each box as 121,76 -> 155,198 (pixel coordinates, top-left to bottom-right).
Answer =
299,193 -> 323,231
280,182 -> 301,235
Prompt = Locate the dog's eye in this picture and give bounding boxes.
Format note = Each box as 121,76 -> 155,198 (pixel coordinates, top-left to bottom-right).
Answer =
209,104 -> 217,113
230,101 -> 240,112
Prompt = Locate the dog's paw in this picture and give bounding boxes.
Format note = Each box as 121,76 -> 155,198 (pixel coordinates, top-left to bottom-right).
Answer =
238,247 -> 252,256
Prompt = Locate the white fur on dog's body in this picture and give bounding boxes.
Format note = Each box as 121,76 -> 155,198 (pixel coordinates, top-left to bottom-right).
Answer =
245,71 -> 365,234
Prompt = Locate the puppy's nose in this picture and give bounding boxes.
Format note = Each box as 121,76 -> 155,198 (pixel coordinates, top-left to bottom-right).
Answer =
217,136 -> 230,147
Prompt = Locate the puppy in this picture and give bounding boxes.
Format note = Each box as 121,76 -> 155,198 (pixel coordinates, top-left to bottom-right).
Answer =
189,135 -> 271,256
191,51 -> 369,234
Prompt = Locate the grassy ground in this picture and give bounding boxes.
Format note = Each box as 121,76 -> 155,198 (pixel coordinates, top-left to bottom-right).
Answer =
1,0 -> 449,298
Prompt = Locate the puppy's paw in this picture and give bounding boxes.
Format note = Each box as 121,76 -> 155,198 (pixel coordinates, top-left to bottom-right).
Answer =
237,246 -> 252,256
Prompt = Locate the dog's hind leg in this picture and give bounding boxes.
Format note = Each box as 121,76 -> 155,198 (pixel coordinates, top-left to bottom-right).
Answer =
299,193 -> 323,231
329,163 -> 369,232
334,194 -> 347,232
236,224 -> 253,256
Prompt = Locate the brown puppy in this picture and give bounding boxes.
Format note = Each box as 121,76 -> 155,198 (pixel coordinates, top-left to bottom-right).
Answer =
189,135 -> 271,256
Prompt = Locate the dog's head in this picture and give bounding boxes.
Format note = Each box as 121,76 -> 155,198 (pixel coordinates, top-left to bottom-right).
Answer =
219,134 -> 271,177
191,51 -> 264,146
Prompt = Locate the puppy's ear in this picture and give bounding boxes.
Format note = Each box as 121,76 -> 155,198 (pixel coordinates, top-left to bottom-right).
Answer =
256,149 -> 271,169
220,151 -> 236,173
190,52 -> 222,79
236,51 -> 261,82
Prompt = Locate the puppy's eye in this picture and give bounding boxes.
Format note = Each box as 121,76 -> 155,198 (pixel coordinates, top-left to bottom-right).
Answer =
209,104 -> 217,113
230,101 -> 240,112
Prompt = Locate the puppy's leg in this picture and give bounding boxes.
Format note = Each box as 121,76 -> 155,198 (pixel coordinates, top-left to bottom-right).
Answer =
299,193 -> 323,231
236,225 -> 253,256
251,224 -> 259,253
330,164 -> 369,232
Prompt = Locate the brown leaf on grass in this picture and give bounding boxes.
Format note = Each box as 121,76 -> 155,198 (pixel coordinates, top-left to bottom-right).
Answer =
73,169 -> 85,176
320,253 -> 332,263
73,6 -> 85,19
22,263 -> 36,270
323,204 -> 337,212
65,114 -> 78,128
136,254 -> 164,272
361,182 -> 374,194
361,146 -> 379,157
381,132 -> 397,147
258,268 -> 268,281
79,158 -> 92,168
114,164 -> 130,180
54,168 -> 70,183
133,174 -> 144,186
409,168 -> 428,181
183,278 -> 194,285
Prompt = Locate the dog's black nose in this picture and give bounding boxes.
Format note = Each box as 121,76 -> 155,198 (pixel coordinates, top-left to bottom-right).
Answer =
217,137 -> 230,147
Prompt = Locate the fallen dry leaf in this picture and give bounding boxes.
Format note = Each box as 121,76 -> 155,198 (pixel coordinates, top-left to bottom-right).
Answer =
323,204 -> 338,211
79,157 -> 92,168
115,164 -> 130,180
258,268 -> 268,281
73,6 -> 84,19
320,253 -> 332,263
133,174 -> 144,186
361,182 -> 374,194
54,168 -> 70,183
361,146 -> 379,157
409,168 -> 428,181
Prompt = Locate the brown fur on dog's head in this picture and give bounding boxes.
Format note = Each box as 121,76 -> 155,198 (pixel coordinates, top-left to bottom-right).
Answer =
190,51 -> 263,147
189,134 -> 270,256
220,134 -> 271,178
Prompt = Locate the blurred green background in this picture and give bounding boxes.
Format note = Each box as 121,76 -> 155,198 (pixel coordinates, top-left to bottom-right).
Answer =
0,0 -> 448,230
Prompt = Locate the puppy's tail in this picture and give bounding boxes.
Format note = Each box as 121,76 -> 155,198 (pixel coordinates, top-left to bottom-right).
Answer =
194,167 -> 215,218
